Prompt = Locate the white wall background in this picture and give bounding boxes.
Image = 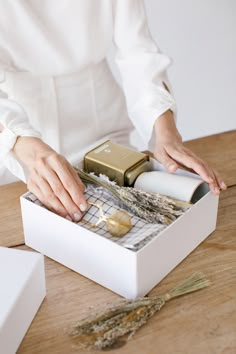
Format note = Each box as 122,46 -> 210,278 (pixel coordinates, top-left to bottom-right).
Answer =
108,0 -> 236,143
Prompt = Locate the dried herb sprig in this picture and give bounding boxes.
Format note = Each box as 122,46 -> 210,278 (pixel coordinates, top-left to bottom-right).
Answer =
74,168 -> 192,225
70,272 -> 210,350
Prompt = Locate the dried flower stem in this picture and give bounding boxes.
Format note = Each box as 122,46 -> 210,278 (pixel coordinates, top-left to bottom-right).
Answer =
70,272 -> 210,350
74,168 -> 192,225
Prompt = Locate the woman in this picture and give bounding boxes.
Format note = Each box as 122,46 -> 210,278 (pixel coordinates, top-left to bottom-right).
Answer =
0,0 -> 226,221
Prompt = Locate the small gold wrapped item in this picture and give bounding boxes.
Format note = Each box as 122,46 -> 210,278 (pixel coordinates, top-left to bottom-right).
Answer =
86,202 -> 132,238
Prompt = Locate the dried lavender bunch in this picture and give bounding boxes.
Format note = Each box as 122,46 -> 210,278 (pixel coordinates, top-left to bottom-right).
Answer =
74,168 -> 192,225
70,273 -> 210,350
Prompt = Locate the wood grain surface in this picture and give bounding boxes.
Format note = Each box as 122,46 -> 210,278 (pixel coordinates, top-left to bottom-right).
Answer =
184,130 -> 236,186
0,182 -> 27,247
16,186 -> 236,354
0,131 -> 235,354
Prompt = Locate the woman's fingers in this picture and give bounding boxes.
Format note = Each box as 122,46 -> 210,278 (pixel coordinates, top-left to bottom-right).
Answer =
13,137 -> 87,219
154,148 -> 179,173
213,169 -> 227,191
31,153 -> 87,221
154,143 -> 227,195
153,110 -> 227,195
48,154 -> 87,211
167,146 -> 214,183
37,166 -> 84,221
39,154 -> 87,220
27,175 -> 69,218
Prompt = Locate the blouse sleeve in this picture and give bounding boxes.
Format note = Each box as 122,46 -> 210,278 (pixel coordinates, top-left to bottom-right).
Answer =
112,0 -> 176,146
0,70 -> 41,182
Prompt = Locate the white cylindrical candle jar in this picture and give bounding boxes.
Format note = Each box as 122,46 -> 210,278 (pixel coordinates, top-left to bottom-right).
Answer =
134,171 -> 207,203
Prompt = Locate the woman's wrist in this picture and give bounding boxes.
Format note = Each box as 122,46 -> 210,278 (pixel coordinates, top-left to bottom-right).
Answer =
13,136 -> 52,168
154,110 -> 181,142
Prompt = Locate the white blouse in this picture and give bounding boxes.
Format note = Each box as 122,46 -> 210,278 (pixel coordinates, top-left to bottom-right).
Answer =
0,0 -> 176,182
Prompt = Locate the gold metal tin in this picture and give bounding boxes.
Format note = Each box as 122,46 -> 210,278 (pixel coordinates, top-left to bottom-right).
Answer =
84,140 -> 151,186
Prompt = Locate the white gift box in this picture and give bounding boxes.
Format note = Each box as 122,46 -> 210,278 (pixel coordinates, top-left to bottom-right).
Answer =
0,247 -> 46,354
20,159 -> 219,299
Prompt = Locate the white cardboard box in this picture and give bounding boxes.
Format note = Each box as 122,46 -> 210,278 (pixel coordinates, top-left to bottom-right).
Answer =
0,247 -> 46,354
20,160 -> 219,299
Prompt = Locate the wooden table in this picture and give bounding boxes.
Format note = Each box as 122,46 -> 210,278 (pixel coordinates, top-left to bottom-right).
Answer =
0,131 -> 236,354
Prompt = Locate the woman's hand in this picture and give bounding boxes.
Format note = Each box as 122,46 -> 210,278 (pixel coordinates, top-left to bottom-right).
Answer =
13,137 -> 88,221
154,110 -> 227,195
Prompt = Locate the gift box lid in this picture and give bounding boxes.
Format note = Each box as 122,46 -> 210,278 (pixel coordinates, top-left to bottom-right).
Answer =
0,247 -> 46,354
